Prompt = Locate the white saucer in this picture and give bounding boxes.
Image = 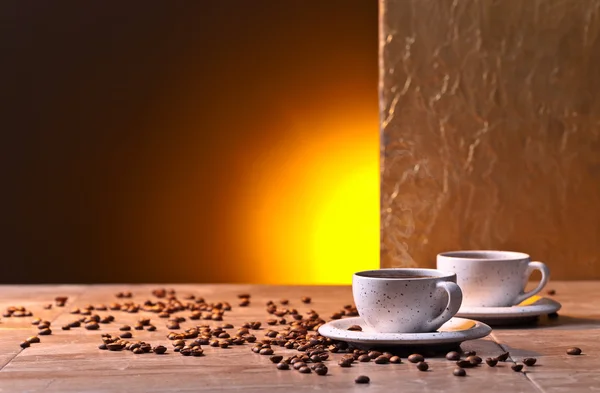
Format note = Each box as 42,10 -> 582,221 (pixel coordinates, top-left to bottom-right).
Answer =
456,296 -> 562,325
318,317 -> 491,349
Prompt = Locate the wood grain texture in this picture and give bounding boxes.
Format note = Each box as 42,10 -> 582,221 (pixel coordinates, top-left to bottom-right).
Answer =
0,283 -> 598,392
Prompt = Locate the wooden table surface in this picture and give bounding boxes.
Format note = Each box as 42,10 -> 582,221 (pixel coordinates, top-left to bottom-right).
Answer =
0,282 -> 598,392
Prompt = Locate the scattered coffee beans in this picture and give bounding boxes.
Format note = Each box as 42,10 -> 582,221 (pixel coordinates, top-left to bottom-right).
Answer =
485,358 -> 498,367
315,366 -> 328,376
259,348 -> 274,355
154,345 -> 167,354
547,289 -> 556,296
26,336 -> 40,344
463,350 -> 476,357
298,366 -> 311,374
374,356 -> 389,364
523,358 -> 537,366
467,355 -> 482,365
355,375 -> 370,384
239,299 -> 250,307
61,325 -> 70,330
456,360 -> 474,368
511,363 -> 524,372
497,352 -> 510,361
301,297 -> 311,304
120,332 -> 132,339
389,356 -> 402,364
39,328 -> 52,335
270,355 -> 283,363
19,341 -> 30,349
408,354 -> 424,363
567,347 -> 582,355
446,351 -> 460,361
277,362 -> 290,370
453,368 -> 466,377
358,354 -> 371,362
338,359 -> 352,367
85,322 -> 99,330
416,361 -> 429,371
119,325 -> 131,331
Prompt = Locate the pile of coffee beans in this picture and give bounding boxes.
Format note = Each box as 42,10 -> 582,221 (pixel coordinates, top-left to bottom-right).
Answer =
7,288 -> 583,386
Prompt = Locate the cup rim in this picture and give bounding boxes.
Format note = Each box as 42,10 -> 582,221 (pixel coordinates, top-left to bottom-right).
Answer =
438,250 -> 530,260
353,268 -> 456,280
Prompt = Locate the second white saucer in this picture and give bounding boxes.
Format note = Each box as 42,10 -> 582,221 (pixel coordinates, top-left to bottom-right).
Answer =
456,296 -> 561,325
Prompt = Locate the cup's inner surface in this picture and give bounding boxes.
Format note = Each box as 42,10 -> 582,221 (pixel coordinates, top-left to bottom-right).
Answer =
438,250 -> 529,260
355,268 -> 451,279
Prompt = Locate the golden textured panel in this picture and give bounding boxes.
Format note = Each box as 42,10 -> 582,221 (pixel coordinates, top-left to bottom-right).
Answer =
380,0 -> 600,279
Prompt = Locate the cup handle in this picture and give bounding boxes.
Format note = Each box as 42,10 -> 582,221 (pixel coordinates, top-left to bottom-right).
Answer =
429,281 -> 463,329
513,261 -> 550,305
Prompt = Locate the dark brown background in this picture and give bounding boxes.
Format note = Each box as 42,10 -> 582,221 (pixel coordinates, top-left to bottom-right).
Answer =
1,1 -> 379,283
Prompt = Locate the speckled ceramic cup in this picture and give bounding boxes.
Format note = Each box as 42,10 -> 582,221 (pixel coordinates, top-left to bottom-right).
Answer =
437,250 -> 550,307
352,268 -> 463,333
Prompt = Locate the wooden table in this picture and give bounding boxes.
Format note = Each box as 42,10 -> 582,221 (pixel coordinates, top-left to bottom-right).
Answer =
0,282 -> 598,392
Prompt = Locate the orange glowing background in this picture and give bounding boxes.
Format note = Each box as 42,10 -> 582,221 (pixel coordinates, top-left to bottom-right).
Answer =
1,1 -> 379,284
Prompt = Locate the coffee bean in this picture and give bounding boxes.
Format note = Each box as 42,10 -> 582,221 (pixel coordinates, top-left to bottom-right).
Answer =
389,356 -> 402,364
98,344 -> 107,350
154,345 -> 167,354
347,325 -> 362,332
119,325 -> 131,331
147,325 -> 157,331
485,358 -> 498,367
85,322 -> 99,330
375,356 -> 389,364
298,366 -> 311,374
301,297 -> 311,304
61,325 -> 70,330
456,360 -> 474,368
416,361 -> 429,371
408,354 -> 424,363
31,318 -> 41,325
133,347 -> 144,354
280,299 -> 289,305
273,362 -> 289,371
523,358 -> 537,366
43,304 -> 52,310
355,375 -> 370,384
338,359 -> 352,367
26,336 -> 40,344
239,299 -> 250,307
467,355 -> 482,365
293,362 -> 307,370
511,363 -> 524,372
219,341 -> 229,348
167,322 -> 180,330
38,323 -> 50,330
315,366 -> 328,376
19,341 -> 30,349
39,328 -> 52,335
107,343 -> 124,351
259,348 -> 274,355
497,352 -> 510,361
446,351 -> 461,361
120,332 -> 133,339
464,350 -> 476,356
547,289 -> 556,296
330,312 -> 342,320
267,355 -> 283,363
567,347 -> 582,355
69,320 -> 81,328
357,354 -> 371,362
453,368 -> 466,377
368,351 -> 382,359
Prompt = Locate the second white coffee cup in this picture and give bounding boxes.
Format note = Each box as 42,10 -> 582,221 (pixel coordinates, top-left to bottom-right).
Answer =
437,250 -> 550,307
352,268 -> 463,333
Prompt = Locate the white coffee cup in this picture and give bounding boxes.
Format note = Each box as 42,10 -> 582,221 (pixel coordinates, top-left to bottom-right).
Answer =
352,268 -> 463,333
436,250 -> 550,307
